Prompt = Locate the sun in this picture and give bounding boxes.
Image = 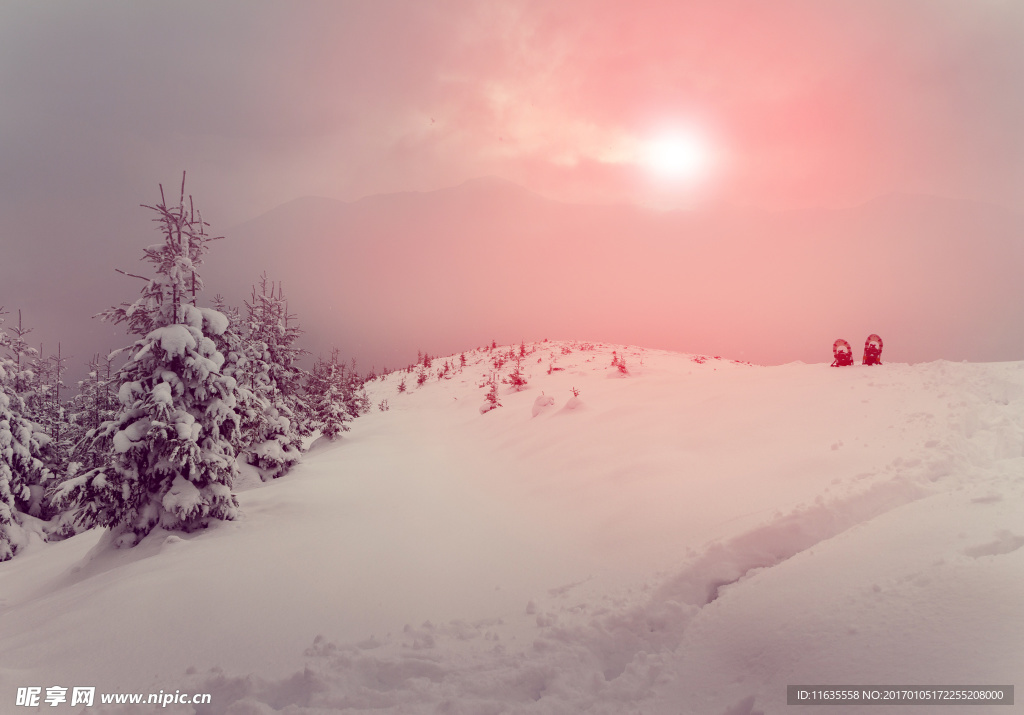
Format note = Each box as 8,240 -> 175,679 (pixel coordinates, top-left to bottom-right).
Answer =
642,131 -> 711,181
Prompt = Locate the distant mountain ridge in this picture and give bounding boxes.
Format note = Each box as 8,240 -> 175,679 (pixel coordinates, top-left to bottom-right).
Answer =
203,178 -> 1024,372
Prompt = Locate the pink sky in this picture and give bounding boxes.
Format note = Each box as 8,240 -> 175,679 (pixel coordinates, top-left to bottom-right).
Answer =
1,1 -> 1022,370
2,1 -> 1022,218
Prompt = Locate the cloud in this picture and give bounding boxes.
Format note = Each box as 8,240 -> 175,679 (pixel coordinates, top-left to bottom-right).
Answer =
4,0 -> 1023,215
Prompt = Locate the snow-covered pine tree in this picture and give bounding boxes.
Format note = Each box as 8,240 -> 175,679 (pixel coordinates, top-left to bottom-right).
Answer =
49,353 -> 120,540
2,314 -> 55,452
341,358 -> 369,418
4,310 -> 36,395
66,353 -> 118,466
206,295 -> 259,451
205,295 -> 266,461
236,274 -> 309,479
307,349 -> 352,442
249,276 -> 309,422
0,309 -> 54,560
49,176 -> 241,546
29,343 -> 72,480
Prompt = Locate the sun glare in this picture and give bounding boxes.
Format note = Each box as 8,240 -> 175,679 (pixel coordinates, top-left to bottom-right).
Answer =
643,132 -> 711,181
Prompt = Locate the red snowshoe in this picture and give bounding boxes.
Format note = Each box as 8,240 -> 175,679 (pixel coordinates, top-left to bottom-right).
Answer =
832,339 -> 853,367
863,334 -> 883,365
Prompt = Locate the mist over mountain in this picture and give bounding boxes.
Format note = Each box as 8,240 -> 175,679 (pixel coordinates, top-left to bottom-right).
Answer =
202,177 -> 1024,372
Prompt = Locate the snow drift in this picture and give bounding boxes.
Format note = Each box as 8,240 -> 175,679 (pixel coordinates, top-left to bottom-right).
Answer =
1,342 -> 1021,714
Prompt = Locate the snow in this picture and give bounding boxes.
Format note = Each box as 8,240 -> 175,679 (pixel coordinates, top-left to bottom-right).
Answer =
149,324 -> 199,360
198,308 -> 230,337
531,393 -> 555,417
152,382 -> 174,407
117,380 -> 142,406
1,343 -> 1022,714
111,419 -> 149,454
161,476 -> 203,517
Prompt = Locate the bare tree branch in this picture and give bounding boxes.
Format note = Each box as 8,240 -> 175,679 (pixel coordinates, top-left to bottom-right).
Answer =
115,268 -> 149,281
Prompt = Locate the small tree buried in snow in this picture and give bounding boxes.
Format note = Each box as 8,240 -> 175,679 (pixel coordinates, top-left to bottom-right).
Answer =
505,354 -> 528,391
480,373 -> 502,414
611,351 -> 629,375
50,176 -> 241,546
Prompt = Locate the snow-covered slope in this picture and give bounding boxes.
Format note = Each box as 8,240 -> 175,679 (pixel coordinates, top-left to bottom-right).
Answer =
1,342 -> 1022,714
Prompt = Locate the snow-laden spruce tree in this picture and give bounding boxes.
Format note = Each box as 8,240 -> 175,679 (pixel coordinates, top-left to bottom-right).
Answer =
0,312 -> 54,560
65,353 -> 118,468
307,350 -> 356,442
207,295 -> 264,455
4,310 -> 36,396
234,275 -> 309,479
205,293 -> 293,477
47,353 -> 120,540
25,343 -> 71,482
341,358 -> 369,419
50,177 -> 241,546
0,383 -> 52,560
